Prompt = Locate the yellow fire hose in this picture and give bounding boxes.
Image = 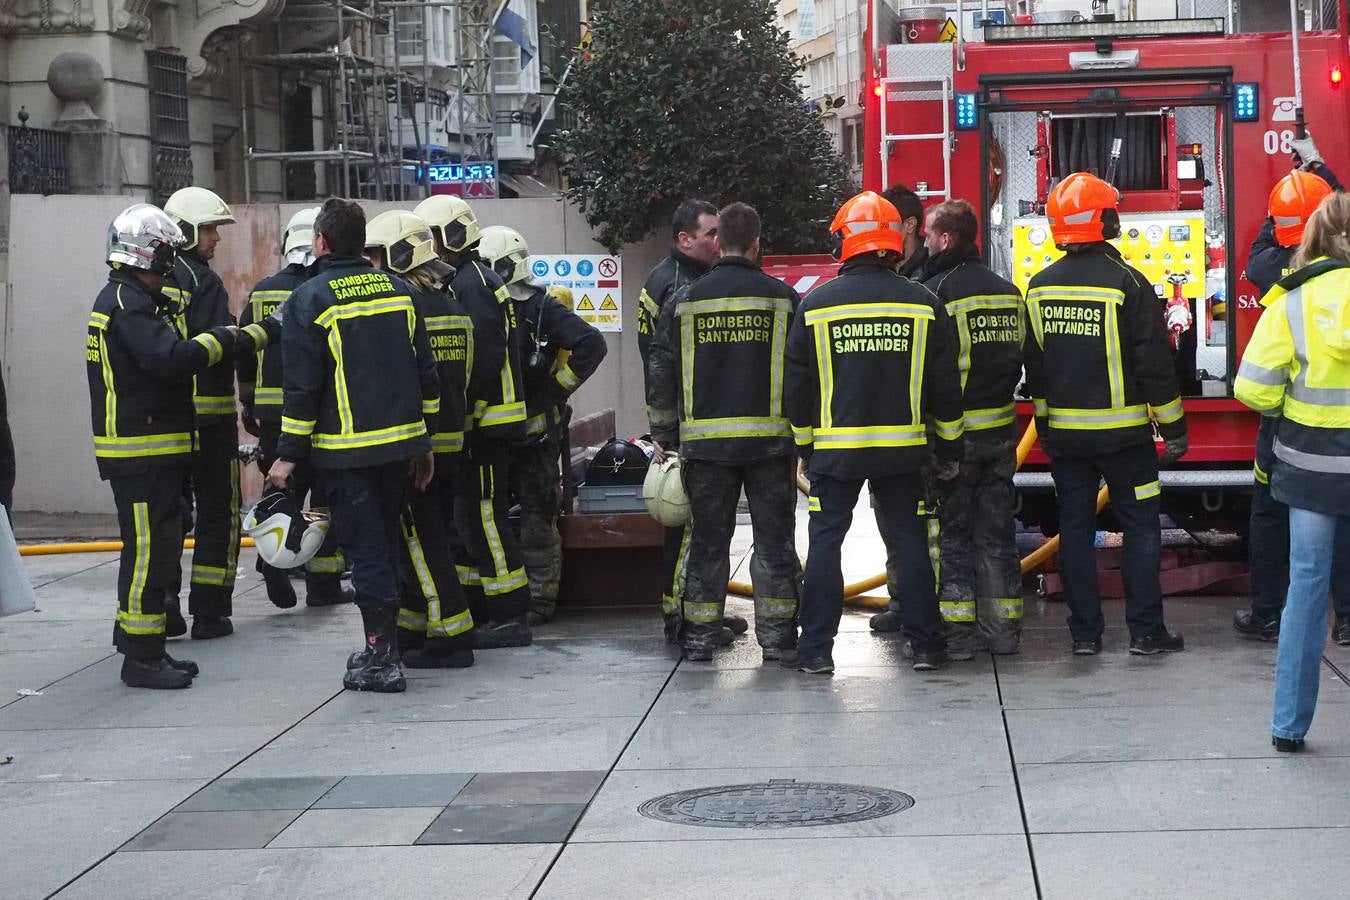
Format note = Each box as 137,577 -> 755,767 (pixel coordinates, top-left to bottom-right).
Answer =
20,537 -> 256,557
726,419 -> 1109,609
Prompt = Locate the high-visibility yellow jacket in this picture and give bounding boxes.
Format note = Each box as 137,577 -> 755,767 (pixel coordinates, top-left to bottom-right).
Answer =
1024,243 -> 1185,458
163,252 -> 246,421
1235,258 -> 1350,514
238,263 -> 309,423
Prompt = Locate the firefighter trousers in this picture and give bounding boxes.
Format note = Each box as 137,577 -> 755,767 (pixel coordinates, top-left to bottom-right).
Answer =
257,422 -> 345,597
873,464 -> 939,616
801,472 -> 943,659
186,418 -> 240,617
397,466 -> 474,648
110,467 -> 187,659
456,442 -> 531,624
937,426 -> 1023,652
323,461 -> 407,608
679,456 -> 799,651
660,524 -> 690,625
1050,443 -> 1166,642
508,439 -> 563,621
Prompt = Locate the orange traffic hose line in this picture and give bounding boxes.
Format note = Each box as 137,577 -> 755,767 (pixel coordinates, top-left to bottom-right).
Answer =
19,537 -> 256,557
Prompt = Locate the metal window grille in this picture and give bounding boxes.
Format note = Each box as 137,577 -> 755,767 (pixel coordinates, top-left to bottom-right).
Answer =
7,109 -> 70,195
147,50 -> 194,200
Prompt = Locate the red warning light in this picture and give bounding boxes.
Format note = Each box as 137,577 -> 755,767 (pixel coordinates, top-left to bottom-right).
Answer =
873,84 -> 884,98
1332,65 -> 1344,86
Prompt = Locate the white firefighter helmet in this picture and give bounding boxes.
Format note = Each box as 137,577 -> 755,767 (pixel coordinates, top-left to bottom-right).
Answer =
365,210 -> 448,279
106,204 -> 185,275
163,187 -> 236,250
643,454 -> 690,527
283,206 -> 321,265
478,225 -> 532,286
242,488 -> 331,569
413,194 -> 481,254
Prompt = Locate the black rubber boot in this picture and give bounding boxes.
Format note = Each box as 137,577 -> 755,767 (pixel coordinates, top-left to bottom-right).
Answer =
165,592 -> 187,638
473,615 -> 533,649
722,615 -> 749,636
121,655 -> 193,689
260,561 -> 298,610
343,606 -> 406,693
663,614 -> 680,644
868,608 -> 903,633
191,615 -> 233,640
162,652 -> 199,678
403,639 -> 475,669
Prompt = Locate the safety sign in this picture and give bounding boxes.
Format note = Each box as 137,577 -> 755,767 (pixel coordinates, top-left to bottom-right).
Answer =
526,254 -> 623,332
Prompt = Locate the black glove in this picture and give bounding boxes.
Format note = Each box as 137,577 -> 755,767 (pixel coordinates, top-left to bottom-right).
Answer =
1159,434 -> 1188,465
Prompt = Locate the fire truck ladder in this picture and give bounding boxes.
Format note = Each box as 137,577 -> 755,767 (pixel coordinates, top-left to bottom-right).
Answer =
878,72 -> 952,201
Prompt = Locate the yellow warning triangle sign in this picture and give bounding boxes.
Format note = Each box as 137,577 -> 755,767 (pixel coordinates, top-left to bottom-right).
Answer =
600,294 -> 618,311
577,294 -> 595,311
939,17 -> 958,42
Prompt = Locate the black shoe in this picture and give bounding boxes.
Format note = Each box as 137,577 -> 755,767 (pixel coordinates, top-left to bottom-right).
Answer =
473,616 -> 533,649
403,645 -> 475,669
783,653 -> 834,674
306,586 -> 355,608
121,656 -> 193,689
760,644 -> 797,662
262,569 -> 298,609
722,615 -> 749,636
1072,640 -> 1102,656
1336,618 -> 1350,646
1233,610 -> 1280,642
343,660 -> 407,692
165,594 -> 187,638
1129,628 -> 1185,655
1273,736 -> 1305,753
343,613 -> 406,693
869,609 -> 904,633
911,647 -> 948,671
346,647 -> 372,671
162,652 -> 199,678
191,616 -> 234,640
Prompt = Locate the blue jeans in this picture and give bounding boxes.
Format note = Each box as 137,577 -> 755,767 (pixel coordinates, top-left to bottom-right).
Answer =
1272,506 -> 1347,740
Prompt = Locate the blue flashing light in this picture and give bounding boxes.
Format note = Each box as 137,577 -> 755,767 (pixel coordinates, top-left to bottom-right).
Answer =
955,93 -> 979,131
1234,83 -> 1259,122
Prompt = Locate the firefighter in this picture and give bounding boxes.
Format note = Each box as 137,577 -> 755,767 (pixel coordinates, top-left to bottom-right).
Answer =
648,202 -> 801,662
1235,150 -> 1350,644
89,203 -> 262,688
916,199 -> 1025,658
239,206 -> 351,609
365,210 -> 476,668
784,192 -> 964,674
1025,172 -> 1187,656
161,187 -> 242,641
883,183 -> 928,280
478,225 -> 608,625
267,198 -> 440,693
413,195 -> 532,649
637,200 -> 749,642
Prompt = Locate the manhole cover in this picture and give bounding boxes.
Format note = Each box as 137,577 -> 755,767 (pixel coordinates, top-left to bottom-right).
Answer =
637,779 -> 914,829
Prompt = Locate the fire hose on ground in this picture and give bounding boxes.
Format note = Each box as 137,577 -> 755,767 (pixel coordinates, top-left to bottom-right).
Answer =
726,419 -> 1110,609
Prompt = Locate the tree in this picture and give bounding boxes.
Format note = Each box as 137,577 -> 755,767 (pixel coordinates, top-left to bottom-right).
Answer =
554,0 -> 851,254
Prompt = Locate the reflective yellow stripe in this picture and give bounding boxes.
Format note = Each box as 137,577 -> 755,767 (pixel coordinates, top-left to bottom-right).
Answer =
191,563 -> 233,587
98,328 -> 117,438
194,395 -> 236,416
1033,398 -> 1048,417
242,322 -> 269,347
996,597 -> 1024,620
89,311 -> 110,328
1151,397 -> 1184,425
1104,302 -> 1125,408
128,502 -> 150,619
940,600 -> 976,623
683,600 -> 723,623
807,496 -> 822,512
424,314 -> 474,330
681,416 -> 791,441
526,413 -> 550,436
1026,286 -> 1125,305
328,326 -> 353,434
756,597 -> 798,619
814,424 -> 927,449
556,364 -> 581,392
933,417 -> 964,441
909,318 -> 929,424
639,288 -> 660,318
397,608 -> 428,632
1134,480 -> 1161,500
312,420 -> 428,451
282,416 -> 316,436
478,401 -> 527,427
428,608 -> 474,639
946,294 -> 1023,316
306,553 -> 345,574
423,397 -> 442,415
1046,405 -> 1149,430
117,609 -> 166,635
483,568 -> 529,596
1237,360 -> 1288,387
456,564 -> 482,587
804,302 -> 936,324
792,424 -> 814,446
402,517 -> 440,630
314,295 -> 415,328
965,404 -> 1016,431
1254,461 -> 1269,485
192,332 -> 224,366
94,433 -> 193,458
432,431 -> 466,454
253,387 -> 283,407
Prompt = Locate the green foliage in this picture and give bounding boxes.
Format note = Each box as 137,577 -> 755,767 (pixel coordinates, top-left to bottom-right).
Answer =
554,0 -> 851,254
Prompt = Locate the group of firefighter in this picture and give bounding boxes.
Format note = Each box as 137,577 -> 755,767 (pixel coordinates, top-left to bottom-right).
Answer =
88,191 -> 605,691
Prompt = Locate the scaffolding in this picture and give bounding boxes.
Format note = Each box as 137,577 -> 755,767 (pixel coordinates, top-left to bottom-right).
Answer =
243,0 -> 495,201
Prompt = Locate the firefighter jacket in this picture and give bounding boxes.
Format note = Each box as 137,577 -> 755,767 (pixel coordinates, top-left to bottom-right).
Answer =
1247,163 -> 1343,297
1235,258 -> 1350,515
647,256 -> 800,463
899,245 -> 930,282
784,258 -> 965,479
238,263 -> 309,423
454,256 -> 526,444
639,249 -> 709,407
412,283 -> 474,458
924,244 -> 1025,432
87,269 -> 252,479
163,252 -> 247,422
1024,242 -> 1186,458
275,254 -> 439,468
514,284 -> 607,441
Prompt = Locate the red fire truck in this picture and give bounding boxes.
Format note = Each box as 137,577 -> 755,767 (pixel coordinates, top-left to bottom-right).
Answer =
768,0 -> 1350,535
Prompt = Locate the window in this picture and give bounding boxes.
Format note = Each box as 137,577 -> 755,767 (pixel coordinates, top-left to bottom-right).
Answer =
146,49 -> 192,200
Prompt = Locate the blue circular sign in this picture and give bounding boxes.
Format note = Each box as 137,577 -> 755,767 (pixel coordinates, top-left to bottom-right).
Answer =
532,259 -> 550,278
577,259 -> 594,277
554,260 -> 572,276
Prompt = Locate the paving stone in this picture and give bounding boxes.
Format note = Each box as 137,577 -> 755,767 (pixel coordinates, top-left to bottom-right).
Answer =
313,774 -> 474,809
452,771 -> 606,806
175,777 -> 341,812
0,725 -> 280,784
123,810 -> 303,851
269,807 -> 444,848
417,804 -> 587,844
